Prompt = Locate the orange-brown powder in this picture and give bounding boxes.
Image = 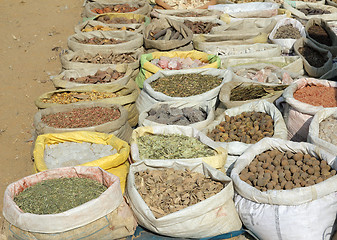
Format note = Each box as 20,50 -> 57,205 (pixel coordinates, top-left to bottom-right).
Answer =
293,85 -> 337,107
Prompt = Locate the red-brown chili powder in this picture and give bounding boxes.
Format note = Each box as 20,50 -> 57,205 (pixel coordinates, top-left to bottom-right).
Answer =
293,85 -> 337,107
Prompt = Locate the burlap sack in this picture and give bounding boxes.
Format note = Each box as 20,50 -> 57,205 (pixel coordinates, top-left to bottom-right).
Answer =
67,31 -> 143,52
305,18 -> 337,57
33,103 -> 132,143
35,81 -> 140,127
83,1 -> 151,18
60,48 -> 144,71
150,9 -> 222,21
143,18 -> 193,51
294,37 -> 333,78
3,166 -> 137,239
52,65 -> 133,89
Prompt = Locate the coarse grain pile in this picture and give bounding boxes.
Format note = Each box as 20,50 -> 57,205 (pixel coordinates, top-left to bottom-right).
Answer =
96,16 -> 143,24
41,91 -> 118,104
207,112 -> 274,144
41,106 -> 121,128
134,168 -> 223,218
78,37 -> 127,45
307,24 -> 332,46
293,85 -> 337,107
239,150 -> 336,191
274,24 -> 302,39
298,44 -> 328,68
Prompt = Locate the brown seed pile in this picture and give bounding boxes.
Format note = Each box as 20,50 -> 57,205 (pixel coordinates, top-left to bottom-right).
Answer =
298,44 -> 328,68
297,7 -> 331,15
240,150 -> 336,191
183,20 -> 220,34
70,53 -> 136,64
78,37 -> 127,45
41,106 -> 121,128
67,68 -> 125,84
42,91 -> 118,104
135,168 -> 224,218
274,24 -> 302,39
308,24 -> 332,46
96,16 -> 142,24
207,112 -> 274,144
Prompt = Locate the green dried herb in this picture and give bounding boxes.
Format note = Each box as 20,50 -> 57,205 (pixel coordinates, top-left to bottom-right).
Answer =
137,134 -> 216,159
14,177 -> 107,215
150,73 -> 222,97
230,84 -> 287,101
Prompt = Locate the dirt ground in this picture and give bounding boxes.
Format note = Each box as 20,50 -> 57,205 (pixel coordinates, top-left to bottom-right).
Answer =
0,0 -> 83,235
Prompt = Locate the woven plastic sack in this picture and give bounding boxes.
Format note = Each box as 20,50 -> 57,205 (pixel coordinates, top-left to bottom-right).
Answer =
3,166 -> 137,238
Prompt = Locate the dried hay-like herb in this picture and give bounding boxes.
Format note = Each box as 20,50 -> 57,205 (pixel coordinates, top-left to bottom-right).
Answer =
230,84 -> 287,101
137,134 -> 216,159
14,177 -> 107,215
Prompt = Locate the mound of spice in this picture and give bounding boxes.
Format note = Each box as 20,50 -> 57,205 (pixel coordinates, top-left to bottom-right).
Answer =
137,134 -> 216,159
240,150 -> 336,191
274,24 -> 302,39
319,116 -> 337,145
91,4 -> 139,14
135,168 -> 223,218
82,25 -> 134,32
307,24 -> 332,46
42,91 -> 118,104
14,177 -> 107,215
150,56 -> 207,70
67,68 -> 125,84
298,44 -> 328,68
293,85 -> 337,107
230,84 -> 287,101
297,7 -> 331,15
70,52 -> 136,64
96,16 -> 142,24
208,112 -> 274,144
150,73 -> 222,97
146,104 -> 207,125
148,27 -> 184,41
41,106 -> 121,128
160,0 -> 211,9
183,20 -> 220,34
78,37 -> 127,45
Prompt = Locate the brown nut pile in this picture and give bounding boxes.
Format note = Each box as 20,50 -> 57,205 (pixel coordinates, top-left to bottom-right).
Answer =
91,4 -> 139,14
183,20 -> 220,34
67,68 -> 124,84
148,27 -> 184,41
135,168 -> 224,218
207,112 -> 274,144
78,37 -> 127,45
42,91 -> 118,104
274,24 -> 302,39
70,53 -> 136,64
96,16 -> 142,24
240,150 -> 336,191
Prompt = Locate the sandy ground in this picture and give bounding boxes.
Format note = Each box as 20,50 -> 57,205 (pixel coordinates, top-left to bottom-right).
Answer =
0,0 -> 83,234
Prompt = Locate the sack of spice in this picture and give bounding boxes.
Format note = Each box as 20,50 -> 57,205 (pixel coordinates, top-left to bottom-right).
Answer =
33,103 -> 132,143
282,78 -> 337,142
200,43 -> 281,64
136,68 -> 232,114
143,18 -> 193,51
135,50 -> 221,88
67,31 -> 143,52
231,138 -> 337,240
269,18 -> 306,52
138,101 -> 215,131
60,48 -> 144,71
155,0 -> 217,10
130,125 -> 227,171
283,1 -> 337,22
3,166 -> 137,239
204,100 -> 287,155
150,8 -> 223,21
126,159 -> 242,238
294,37 -> 333,78
83,1 -> 151,18
33,131 -> 130,192
308,108 -> 337,156
35,81 -> 140,127
220,79 -> 289,109
52,65 -> 133,89
222,55 -> 304,76
305,18 -> 337,57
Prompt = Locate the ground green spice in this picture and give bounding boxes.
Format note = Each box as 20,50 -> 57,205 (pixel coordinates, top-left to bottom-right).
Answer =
230,84 -> 287,101
14,177 -> 107,215
150,73 -> 222,97
137,134 -> 216,159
